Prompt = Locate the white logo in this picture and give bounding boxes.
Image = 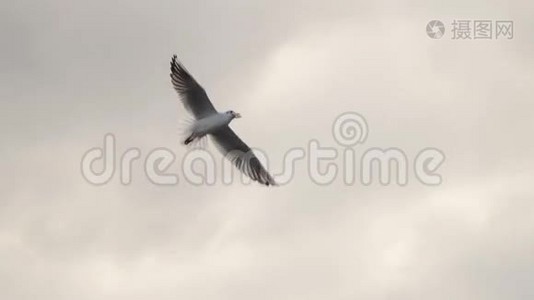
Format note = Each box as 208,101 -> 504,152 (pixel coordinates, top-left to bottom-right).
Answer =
426,20 -> 445,39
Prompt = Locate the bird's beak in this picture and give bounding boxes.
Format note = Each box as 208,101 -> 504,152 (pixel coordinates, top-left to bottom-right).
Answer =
234,112 -> 242,118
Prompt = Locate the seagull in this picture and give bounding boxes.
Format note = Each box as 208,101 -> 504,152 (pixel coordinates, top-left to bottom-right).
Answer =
170,55 -> 277,186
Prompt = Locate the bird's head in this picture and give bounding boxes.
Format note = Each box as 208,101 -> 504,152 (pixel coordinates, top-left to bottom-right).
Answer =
226,110 -> 242,119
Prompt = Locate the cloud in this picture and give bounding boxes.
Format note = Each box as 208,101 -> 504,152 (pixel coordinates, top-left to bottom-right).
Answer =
1,0 -> 533,299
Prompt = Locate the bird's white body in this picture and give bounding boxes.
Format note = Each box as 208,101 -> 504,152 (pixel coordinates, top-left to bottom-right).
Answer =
190,113 -> 233,137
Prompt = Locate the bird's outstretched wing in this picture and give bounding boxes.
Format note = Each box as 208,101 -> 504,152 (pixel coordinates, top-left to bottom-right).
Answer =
211,127 -> 277,186
170,55 -> 217,119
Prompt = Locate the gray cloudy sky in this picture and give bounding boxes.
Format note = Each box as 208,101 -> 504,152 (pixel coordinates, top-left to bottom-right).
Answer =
1,0 -> 534,299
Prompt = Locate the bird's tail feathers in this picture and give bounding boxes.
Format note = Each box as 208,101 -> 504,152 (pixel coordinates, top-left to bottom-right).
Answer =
179,118 -> 206,148
178,117 -> 195,136
183,133 -> 208,149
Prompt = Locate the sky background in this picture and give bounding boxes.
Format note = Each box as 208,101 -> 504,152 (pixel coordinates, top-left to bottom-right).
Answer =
1,0 -> 534,299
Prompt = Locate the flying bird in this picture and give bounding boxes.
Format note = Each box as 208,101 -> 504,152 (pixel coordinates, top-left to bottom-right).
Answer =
170,55 -> 276,186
